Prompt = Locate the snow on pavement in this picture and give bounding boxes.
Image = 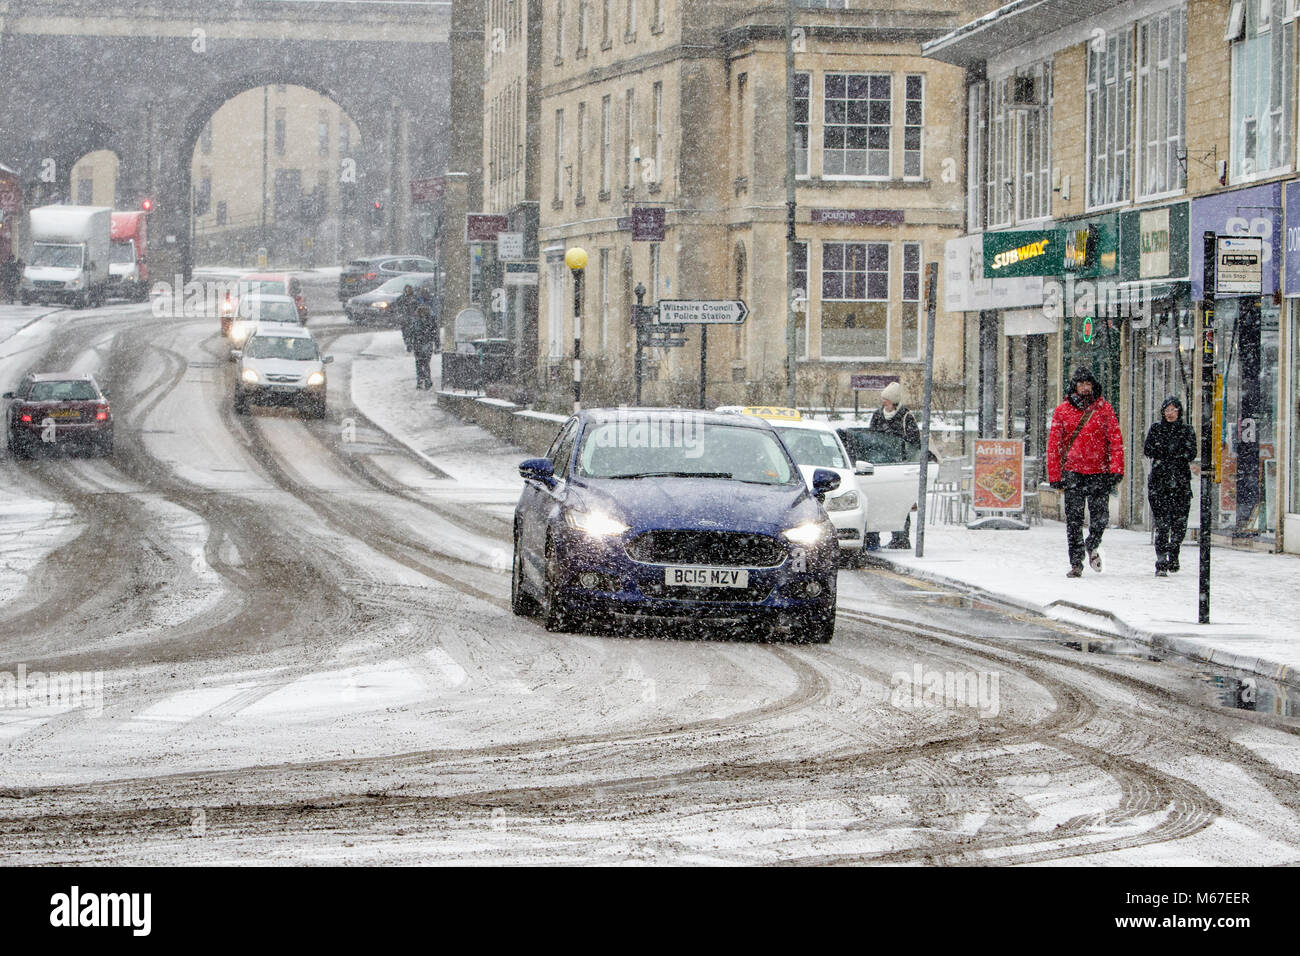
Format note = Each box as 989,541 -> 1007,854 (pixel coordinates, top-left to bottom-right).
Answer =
875,521 -> 1300,680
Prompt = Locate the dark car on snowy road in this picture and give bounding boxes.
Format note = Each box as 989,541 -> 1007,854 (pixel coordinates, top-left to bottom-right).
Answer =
4,373 -> 113,458
511,408 -> 841,642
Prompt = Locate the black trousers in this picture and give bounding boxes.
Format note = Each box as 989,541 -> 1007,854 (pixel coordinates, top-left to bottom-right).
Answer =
1151,500 -> 1190,571
1063,471 -> 1111,568
414,350 -> 433,389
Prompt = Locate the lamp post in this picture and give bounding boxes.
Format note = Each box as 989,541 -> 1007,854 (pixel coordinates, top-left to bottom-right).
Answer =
566,246 -> 588,411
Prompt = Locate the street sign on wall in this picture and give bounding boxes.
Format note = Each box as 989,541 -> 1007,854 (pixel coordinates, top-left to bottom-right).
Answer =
465,214 -> 508,242
1216,236 -> 1264,294
850,374 -> 898,391
631,206 -> 665,242
410,177 -> 444,204
657,299 -> 749,324
497,231 -> 525,260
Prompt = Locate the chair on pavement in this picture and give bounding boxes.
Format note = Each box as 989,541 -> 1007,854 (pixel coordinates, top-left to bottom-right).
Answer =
929,456 -> 968,524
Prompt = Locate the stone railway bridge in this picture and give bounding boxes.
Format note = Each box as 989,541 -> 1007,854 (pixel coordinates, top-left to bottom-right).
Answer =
0,0 -> 450,278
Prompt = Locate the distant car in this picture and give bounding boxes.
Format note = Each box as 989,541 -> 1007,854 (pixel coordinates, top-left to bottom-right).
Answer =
344,272 -> 438,325
221,273 -> 306,334
232,325 -> 332,419
511,408 -> 841,643
4,372 -> 113,458
227,294 -> 306,355
339,256 -> 436,302
836,424 -> 937,544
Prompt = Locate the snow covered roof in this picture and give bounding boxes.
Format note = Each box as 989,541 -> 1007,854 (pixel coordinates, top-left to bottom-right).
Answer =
922,0 -> 1127,67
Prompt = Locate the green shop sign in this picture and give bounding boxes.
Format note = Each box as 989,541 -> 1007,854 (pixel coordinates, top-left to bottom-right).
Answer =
1119,202 -> 1189,282
983,230 -> 1058,278
983,216 -> 1120,279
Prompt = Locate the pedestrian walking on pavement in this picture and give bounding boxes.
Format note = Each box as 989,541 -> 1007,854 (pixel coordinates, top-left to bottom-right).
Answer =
394,283 -> 419,353
406,300 -> 439,390
0,254 -> 20,304
1047,366 -> 1125,577
1144,396 -> 1197,576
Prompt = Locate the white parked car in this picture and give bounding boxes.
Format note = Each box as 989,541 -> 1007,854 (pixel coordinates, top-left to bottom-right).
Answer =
835,424 -> 936,546
726,408 -> 869,563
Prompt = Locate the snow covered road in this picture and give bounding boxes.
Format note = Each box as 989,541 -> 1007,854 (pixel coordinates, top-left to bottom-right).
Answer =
0,302 -> 1298,865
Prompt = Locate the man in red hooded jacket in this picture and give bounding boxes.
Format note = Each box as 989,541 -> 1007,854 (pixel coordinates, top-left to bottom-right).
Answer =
1047,366 -> 1124,577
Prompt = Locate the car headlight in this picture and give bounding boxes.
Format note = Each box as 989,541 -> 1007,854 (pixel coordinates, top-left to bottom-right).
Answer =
783,520 -> 832,546
376,301 -> 388,309
241,368 -> 259,384
564,509 -> 629,537
306,371 -> 325,387
231,323 -> 251,344
69,279 -> 81,288
824,490 -> 860,512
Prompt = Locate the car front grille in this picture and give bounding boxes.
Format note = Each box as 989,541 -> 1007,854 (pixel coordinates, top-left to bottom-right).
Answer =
625,530 -> 786,568
640,581 -> 774,603
34,280 -> 63,289
265,374 -> 300,383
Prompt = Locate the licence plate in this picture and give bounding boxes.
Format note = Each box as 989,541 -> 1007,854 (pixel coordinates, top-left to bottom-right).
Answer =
50,410 -> 79,418
664,566 -> 749,588
270,386 -> 297,393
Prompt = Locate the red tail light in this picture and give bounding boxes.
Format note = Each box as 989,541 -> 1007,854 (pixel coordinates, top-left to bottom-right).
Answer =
19,413 -> 32,423
96,406 -> 109,421
363,272 -> 377,280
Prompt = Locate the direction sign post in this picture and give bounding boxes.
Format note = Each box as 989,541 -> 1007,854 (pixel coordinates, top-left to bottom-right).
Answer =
653,299 -> 749,408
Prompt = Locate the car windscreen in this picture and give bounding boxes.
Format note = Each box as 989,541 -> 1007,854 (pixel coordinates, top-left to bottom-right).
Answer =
30,244 -> 83,268
576,421 -> 797,485
246,336 -> 319,361
248,301 -> 299,323
839,427 -> 924,465
28,380 -> 98,401
110,241 -> 135,264
242,280 -> 287,295
774,426 -> 849,469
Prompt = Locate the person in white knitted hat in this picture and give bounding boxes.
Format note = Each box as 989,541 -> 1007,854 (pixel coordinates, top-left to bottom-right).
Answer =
868,381 -> 921,447
867,380 -> 922,548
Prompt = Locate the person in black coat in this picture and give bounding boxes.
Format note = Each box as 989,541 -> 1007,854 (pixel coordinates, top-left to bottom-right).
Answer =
1144,395 -> 1198,575
406,301 -> 440,390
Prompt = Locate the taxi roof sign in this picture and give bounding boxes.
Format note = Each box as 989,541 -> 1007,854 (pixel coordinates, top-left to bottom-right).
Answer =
740,406 -> 802,421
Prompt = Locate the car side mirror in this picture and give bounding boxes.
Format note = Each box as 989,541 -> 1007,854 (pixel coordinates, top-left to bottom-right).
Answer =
855,460 -> 874,476
519,457 -> 556,487
811,468 -> 841,500
1,392 -> 13,399
323,356 -> 334,364
231,350 -> 242,360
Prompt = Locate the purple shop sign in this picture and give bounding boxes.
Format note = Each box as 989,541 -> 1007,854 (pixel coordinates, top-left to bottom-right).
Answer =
850,374 -> 898,391
810,208 -> 905,226
1190,182 -> 1281,298
631,206 -> 666,242
1285,182 -> 1300,296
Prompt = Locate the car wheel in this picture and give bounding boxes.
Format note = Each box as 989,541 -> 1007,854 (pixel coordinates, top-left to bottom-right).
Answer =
19,292 -> 31,306
11,433 -> 32,460
511,531 -> 538,617
233,394 -> 249,415
304,400 -> 326,420
94,436 -> 113,457
540,538 -> 570,633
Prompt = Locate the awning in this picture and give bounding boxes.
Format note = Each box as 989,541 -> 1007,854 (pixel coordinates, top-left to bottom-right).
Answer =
922,0 -> 1129,67
1004,308 -> 1058,336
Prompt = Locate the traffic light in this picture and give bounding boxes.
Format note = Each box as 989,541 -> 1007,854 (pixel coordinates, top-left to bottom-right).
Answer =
1080,315 -> 1096,344
141,198 -> 154,213
370,200 -> 384,227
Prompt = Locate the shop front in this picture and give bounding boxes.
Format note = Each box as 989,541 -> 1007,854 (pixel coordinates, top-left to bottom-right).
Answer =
1282,181 -> 1300,553
944,232 -> 1046,454
1190,183 -> 1282,542
1119,201 -> 1192,529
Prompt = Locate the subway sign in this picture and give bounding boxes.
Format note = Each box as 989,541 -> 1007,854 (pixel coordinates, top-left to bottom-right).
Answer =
983,230 -> 1058,278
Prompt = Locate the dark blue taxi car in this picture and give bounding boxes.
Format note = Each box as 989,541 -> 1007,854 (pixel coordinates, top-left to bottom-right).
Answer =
511,408 -> 841,642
